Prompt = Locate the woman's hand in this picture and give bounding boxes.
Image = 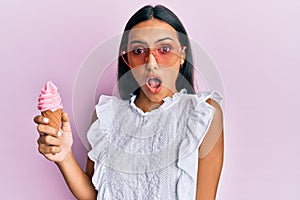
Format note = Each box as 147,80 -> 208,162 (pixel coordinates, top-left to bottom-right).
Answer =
34,112 -> 73,163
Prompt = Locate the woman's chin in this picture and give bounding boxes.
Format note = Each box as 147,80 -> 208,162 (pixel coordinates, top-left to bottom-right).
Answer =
140,85 -> 175,103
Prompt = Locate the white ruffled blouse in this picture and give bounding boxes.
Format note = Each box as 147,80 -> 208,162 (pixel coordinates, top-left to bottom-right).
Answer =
87,88 -> 223,200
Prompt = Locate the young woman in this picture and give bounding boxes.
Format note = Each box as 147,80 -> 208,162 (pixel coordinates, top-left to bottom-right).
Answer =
34,5 -> 224,200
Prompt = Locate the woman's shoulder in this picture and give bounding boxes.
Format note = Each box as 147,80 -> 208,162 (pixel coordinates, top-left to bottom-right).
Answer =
206,97 -> 223,126
185,90 -> 224,129
96,94 -> 125,106
93,94 -> 126,125
201,90 -> 223,127
182,89 -> 223,109
196,90 -> 223,107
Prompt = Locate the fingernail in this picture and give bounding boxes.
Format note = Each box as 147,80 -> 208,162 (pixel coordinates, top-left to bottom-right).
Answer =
57,131 -> 62,137
43,118 -> 49,123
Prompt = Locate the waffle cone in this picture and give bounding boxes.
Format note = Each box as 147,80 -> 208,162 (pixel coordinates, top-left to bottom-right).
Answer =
41,108 -> 62,130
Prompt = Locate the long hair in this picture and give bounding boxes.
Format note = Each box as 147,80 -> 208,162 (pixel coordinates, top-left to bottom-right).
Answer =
118,5 -> 194,99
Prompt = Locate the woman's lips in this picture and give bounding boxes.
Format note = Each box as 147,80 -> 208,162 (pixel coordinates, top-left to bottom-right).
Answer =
145,74 -> 162,94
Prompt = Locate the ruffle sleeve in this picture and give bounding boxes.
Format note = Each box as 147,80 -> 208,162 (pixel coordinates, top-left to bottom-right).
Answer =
87,95 -> 115,199
177,90 -> 223,199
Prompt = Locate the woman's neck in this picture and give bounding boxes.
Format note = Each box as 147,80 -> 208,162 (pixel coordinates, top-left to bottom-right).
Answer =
134,88 -> 177,113
134,91 -> 162,113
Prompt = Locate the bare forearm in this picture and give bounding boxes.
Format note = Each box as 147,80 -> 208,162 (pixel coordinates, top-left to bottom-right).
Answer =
56,151 -> 97,200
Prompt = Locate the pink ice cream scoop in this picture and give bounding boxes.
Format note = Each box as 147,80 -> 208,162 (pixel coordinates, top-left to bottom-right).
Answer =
38,81 -> 63,112
37,81 -> 63,130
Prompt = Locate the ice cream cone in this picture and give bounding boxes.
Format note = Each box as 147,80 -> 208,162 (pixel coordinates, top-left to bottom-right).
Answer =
42,108 -> 62,130
38,81 -> 64,130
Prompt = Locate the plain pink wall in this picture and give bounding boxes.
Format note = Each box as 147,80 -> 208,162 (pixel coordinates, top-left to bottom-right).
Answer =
1,0 -> 299,199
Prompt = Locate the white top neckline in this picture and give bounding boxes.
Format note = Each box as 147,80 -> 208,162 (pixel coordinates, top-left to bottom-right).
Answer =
129,88 -> 188,116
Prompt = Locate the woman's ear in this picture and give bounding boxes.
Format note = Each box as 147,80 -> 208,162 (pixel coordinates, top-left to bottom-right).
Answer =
180,46 -> 186,65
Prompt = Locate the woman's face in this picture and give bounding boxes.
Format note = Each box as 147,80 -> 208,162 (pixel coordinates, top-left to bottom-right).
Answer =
124,18 -> 186,103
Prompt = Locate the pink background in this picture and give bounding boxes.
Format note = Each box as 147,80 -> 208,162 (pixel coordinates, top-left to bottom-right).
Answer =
1,0 -> 299,199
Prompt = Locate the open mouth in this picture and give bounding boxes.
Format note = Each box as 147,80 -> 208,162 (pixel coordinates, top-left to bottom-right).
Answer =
146,76 -> 162,94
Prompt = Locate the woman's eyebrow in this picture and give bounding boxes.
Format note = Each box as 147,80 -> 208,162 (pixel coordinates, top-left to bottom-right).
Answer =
129,37 -> 174,45
129,40 -> 147,45
155,37 -> 174,43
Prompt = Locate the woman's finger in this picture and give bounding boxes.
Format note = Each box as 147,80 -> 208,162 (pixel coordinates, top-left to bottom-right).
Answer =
33,115 -> 49,125
61,112 -> 71,132
37,124 -> 62,137
38,143 -> 61,155
37,135 -> 61,146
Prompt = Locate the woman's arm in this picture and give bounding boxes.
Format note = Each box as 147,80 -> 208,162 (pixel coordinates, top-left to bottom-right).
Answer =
56,152 -> 97,200
34,113 -> 97,199
196,99 -> 224,200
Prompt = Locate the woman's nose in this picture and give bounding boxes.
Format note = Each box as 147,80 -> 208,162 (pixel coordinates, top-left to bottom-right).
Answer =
145,53 -> 158,70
